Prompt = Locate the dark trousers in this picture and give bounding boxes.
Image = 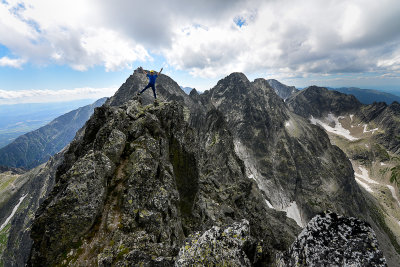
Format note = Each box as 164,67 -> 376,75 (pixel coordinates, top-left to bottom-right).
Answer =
140,83 -> 157,99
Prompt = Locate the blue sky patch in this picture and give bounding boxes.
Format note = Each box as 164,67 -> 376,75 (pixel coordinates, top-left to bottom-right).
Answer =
234,16 -> 247,27
0,44 -> 11,57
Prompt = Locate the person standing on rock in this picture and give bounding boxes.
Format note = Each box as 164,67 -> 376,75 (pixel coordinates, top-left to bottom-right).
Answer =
137,68 -> 163,100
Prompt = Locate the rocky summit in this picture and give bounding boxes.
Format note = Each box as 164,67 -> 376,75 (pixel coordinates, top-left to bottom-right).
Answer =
0,69 -> 392,266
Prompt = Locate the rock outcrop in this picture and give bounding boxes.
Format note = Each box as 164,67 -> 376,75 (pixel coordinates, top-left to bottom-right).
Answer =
175,219 -> 252,266
197,74 -> 366,225
21,69 -> 393,266
29,99 -> 300,266
278,212 -> 387,267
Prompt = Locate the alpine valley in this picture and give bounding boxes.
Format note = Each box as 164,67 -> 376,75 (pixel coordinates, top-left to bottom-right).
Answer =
0,69 -> 399,266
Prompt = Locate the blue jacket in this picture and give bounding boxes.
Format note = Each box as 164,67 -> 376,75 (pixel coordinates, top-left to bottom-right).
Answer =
147,74 -> 158,85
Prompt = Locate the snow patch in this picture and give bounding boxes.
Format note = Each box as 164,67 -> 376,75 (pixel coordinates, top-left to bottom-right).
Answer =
387,185 -> 400,208
265,199 -> 274,209
355,167 -> 378,184
310,114 -> 358,141
363,124 -> 379,134
350,114 -> 354,122
285,121 -> 290,127
0,194 -> 27,231
283,201 -> 304,227
380,162 -> 387,166
355,178 -> 374,193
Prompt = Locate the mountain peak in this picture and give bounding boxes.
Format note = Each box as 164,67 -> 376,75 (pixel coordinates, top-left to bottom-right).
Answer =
106,68 -> 195,109
287,85 -> 362,118
215,72 -> 250,88
388,101 -> 400,114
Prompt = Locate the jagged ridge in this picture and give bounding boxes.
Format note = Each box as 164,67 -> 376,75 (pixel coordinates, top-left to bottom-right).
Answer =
22,70 -> 392,266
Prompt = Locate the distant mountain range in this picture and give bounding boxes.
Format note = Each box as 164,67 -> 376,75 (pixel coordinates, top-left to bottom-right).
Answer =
0,98 -> 106,169
327,87 -> 400,105
180,82 -> 399,106
0,99 -> 99,148
180,86 -> 194,94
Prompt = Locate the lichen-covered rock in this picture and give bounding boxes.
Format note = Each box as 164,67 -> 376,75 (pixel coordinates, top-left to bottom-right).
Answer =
175,219 -> 251,266
277,212 -> 387,267
29,99 -> 300,266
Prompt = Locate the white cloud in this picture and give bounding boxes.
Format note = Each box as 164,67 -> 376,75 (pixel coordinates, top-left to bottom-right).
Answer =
0,0 -> 151,70
0,0 -> 400,82
0,56 -> 25,68
0,87 -> 117,104
163,0 -> 400,79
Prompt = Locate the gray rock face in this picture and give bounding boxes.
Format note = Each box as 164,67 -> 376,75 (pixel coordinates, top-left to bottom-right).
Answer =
267,79 -> 298,100
24,70 -> 389,266
278,212 -> 387,267
0,98 -> 107,169
363,101 -> 400,154
198,74 -> 366,226
287,86 -> 400,155
29,99 -> 300,266
287,86 -> 362,118
286,85 -> 400,265
175,219 -> 251,266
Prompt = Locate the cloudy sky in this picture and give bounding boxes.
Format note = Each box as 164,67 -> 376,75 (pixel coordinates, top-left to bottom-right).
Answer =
1,0 -> 400,104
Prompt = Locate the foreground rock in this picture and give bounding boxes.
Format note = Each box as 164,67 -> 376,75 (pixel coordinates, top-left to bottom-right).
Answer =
175,219 -> 252,266
278,212 -> 387,267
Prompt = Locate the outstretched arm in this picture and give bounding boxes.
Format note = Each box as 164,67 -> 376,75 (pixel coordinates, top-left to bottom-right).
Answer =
158,67 -> 163,75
